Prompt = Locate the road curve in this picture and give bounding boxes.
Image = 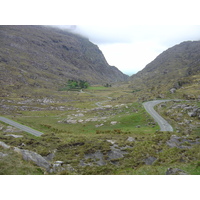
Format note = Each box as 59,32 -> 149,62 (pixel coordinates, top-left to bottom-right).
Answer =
0,116 -> 43,137
143,100 -> 173,132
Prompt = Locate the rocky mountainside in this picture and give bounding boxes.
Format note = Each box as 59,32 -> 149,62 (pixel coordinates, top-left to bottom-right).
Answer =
0,26 -> 128,96
130,41 -> 200,100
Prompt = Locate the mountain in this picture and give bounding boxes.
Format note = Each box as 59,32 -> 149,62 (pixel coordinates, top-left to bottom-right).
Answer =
0,25 -> 128,96
129,41 -> 200,100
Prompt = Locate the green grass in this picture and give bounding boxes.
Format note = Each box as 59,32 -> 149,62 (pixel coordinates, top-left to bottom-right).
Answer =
87,86 -> 110,90
0,147 -> 45,175
0,86 -> 199,175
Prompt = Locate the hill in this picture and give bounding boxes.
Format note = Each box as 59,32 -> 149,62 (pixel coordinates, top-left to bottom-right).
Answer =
0,25 -> 128,96
129,41 -> 200,100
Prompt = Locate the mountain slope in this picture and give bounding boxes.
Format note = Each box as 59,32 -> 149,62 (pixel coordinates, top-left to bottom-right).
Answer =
0,26 -> 128,96
129,41 -> 200,100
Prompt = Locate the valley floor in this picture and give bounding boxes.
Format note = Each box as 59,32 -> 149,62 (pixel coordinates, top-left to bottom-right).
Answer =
0,86 -> 200,175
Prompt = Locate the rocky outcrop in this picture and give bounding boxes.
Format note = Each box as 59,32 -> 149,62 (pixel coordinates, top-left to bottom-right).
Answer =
166,135 -> 200,149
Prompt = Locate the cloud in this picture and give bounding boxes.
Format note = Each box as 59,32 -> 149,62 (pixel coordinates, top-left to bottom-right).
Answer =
56,25 -> 200,75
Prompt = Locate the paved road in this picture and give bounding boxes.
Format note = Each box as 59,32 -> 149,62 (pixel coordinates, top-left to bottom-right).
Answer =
0,116 -> 43,137
143,100 -> 173,132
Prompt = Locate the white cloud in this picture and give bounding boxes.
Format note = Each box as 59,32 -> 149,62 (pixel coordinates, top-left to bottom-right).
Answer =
72,25 -> 200,75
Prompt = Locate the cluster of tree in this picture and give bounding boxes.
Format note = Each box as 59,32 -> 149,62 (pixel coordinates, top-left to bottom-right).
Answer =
104,83 -> 112,87
67,79 -> 89,90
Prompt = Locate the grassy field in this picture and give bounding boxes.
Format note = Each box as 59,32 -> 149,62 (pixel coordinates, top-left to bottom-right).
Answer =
0,86 -> 200,175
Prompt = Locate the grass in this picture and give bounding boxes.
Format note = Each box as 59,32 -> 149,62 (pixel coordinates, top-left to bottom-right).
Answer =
0,86 -> 200,175
0,147 -> 45,175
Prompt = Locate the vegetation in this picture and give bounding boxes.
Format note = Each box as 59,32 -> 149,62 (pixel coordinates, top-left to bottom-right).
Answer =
129,41 -> 200,100
0,25 -> 128,97
0,86 -> 199,175
59,79 -> 89,91
1,26 -> 200,175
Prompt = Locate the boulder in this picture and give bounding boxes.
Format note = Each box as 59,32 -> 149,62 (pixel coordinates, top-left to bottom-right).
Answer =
74,113 -> 84,117
65,119 -> 77,124
110,121 -> 117,125
170,88 -> 176,94
107,140 -> 116,145
14,147 -> 51,171
0,141 -> 10,149
127,137 -> 135,142
95,124 -> 104,128
107,145 -> 127,160
166,168 -> 188,175
144,156 -> 157,165
188,112 -> 197,117
84,151 -> 106,166
3,126 -> 21,133
0,152 -> 8,158
43,152 -> 55,161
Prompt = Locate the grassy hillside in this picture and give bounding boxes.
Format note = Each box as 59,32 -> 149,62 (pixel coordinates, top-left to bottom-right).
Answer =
0,25 -> 128,97
129,41 -> 200,100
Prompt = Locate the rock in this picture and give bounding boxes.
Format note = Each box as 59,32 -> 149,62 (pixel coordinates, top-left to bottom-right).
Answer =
136,125 -> 141,128
0,152 -> 8,157
55,161 -> 64,164
188,111 -> 197,117
65,120 -> 77,124
14,147 -> 51,171
183,106 -> 193,111
166,168 -> 188,175
107,145 -> 127,160
3,126 -> 21,133
110,121 -> 117,125
166,135 -> 199,149
107,140 -> 116,145
127,137 -> 135,142
104,105 -> 112,108
166,135 -> 181,148
144,157 -> 157,165
79,160 -> 93,167
170,88 -> 176,94
0,141 -> 10,149
43,152 -> 55,161
63,164 -> 75,172
5,134 -> 23,138
95,124 -> 104,128
84,151 -> 106,166
74,113 -> 84,117
51,164 -> 65,173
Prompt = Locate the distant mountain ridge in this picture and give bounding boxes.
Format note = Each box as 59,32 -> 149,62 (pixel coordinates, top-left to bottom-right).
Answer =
130,41 -> 200,100
0,25 -> 128,96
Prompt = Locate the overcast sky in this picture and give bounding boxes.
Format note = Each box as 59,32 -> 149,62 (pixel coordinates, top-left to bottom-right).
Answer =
61,25 -> 200,75
2,1 -> 200,76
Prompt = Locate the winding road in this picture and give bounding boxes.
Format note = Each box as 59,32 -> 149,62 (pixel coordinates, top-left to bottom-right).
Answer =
143,100 -> 173,132
0,99 -> 173,136
0,116 -> 43,137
